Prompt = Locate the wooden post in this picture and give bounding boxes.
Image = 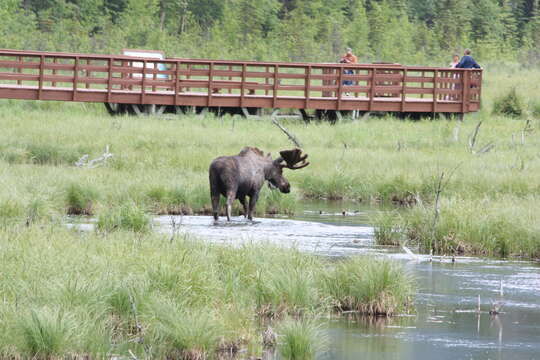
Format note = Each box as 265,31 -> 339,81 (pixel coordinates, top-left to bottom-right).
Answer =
107,58 -> 113,103
265,66 -> 269,96
152,61 -> 157,92
368,67 -> 376,112
174,61 -> 180,106
240,63 -> 246,108
477,70 -> 483,108
186,63 -> 191,92
52,57 -> 58,87
401,68 -> 407,112
273,64 -> 279,108
228,65 -> 233,94
17,56 -> 23,85
73,57 -> 79,101
141,60 -> 146,104
421,71 -> 425,99
85,59 -> 90,89
337,65 -> 344,111
462,70 -> 470,113
433,70 -> 438,113
305,65 -> 311,109
208,62 -> 214,107
38,55 -> 44,100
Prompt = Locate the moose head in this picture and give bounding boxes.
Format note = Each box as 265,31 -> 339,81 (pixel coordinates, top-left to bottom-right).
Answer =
266,148 -> 310,193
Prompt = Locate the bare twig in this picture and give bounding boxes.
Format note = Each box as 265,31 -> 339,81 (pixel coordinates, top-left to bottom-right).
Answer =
432,163 -> 461,250
128,349 -> 138,360
468,120 -> 483,153
272,118 -> 302,148
170,215 -> 181,243
477,142 -> 495,154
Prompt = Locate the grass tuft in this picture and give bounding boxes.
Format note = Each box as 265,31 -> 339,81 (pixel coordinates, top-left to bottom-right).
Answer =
492,87 -> 525,117
149,301 -> 222,359
96,204 -> 151,233
277,317 -> 326,360
66,183 -> 98,215
17,308 -> 75,359
321,257 -> 414,315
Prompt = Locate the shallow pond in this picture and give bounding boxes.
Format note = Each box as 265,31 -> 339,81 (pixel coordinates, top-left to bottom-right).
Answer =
70,201 -> 540,359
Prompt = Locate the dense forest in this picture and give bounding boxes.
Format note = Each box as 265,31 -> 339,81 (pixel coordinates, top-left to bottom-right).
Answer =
1,0 -> 539,66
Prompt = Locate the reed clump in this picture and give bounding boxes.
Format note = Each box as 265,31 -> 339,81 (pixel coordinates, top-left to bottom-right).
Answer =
320,257 -> 414,315
276,318 -> 327,360
66,183 -> 99,215
96,204 -> 151,233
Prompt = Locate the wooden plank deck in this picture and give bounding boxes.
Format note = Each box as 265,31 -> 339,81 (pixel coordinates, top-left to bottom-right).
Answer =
0,48 -> 482,115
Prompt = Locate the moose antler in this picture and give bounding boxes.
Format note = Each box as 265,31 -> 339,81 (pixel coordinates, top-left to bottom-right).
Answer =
278,148 -> 310,170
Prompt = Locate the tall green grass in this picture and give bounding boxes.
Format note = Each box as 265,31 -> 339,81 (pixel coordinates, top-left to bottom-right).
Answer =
375,196 -> 540,258
0,225 -> 414,358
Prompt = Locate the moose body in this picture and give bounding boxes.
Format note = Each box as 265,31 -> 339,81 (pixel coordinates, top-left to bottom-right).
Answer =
209,147 -> 309,221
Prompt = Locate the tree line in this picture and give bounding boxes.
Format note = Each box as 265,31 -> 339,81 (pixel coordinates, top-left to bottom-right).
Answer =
1,0 -> 539,66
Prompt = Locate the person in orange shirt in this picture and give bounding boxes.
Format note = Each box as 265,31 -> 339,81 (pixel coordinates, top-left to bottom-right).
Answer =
340,47 -> 358,64
340,48 -> 357,94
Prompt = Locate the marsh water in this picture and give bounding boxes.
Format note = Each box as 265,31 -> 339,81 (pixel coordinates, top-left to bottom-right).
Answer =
71,201 -> 540,359
155,201 -> 540,360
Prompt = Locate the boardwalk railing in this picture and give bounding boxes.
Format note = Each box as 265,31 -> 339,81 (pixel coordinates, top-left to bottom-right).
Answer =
0,49 -> 482,114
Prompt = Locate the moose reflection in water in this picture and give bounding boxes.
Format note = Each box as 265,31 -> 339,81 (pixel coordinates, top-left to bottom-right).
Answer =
209,147 -> 309,221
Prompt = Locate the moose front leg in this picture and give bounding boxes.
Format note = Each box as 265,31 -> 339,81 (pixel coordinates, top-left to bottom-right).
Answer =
248,193 -> 259,221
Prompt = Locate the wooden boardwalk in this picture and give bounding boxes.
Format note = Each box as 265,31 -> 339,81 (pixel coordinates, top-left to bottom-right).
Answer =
0,49 -> 482,118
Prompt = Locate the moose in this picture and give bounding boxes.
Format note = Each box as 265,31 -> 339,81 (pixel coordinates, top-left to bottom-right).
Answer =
209,147 -> 309,221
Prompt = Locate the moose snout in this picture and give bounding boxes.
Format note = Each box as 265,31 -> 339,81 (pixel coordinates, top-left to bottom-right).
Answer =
280,182 -> 291,193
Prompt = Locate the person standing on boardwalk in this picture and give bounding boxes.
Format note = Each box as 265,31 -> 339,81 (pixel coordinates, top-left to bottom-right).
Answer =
455,49 -> 481,69
341,47 -> 358,65
340,48 -> 357,94
450,54 -> 460,68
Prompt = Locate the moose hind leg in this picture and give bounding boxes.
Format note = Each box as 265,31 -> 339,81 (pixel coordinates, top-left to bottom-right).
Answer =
239,196 -> 248,218
211,194 -> 220,221
248,193 -> 259,221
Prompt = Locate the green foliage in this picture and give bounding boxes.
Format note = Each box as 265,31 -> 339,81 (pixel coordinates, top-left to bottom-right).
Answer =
493,88 -> 524,117
66,183 -> 99,215
0,0 -> 539,64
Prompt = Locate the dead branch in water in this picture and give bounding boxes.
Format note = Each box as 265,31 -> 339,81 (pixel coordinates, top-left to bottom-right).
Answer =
431,164 -> 461,251
271,118 -> 303,148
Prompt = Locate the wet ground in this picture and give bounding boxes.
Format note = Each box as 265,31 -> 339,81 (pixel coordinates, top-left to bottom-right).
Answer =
70,201 -> 540,359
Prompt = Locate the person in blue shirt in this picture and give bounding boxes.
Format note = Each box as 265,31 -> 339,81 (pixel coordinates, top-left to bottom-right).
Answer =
455,49 -> 481,69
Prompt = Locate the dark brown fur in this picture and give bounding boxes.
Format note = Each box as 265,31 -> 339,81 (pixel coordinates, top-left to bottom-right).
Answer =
209,147 -> 308,221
